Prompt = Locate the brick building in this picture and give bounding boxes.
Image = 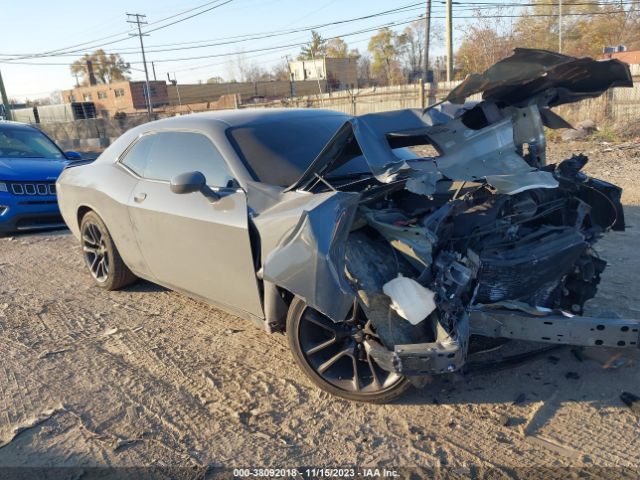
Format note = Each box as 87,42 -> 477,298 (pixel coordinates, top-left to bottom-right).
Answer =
61,80 -> 169,117
600,50 -> 640,77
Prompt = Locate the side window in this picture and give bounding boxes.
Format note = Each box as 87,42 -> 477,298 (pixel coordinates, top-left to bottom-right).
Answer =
121,134 -> 155,176
144,131 -> 233,187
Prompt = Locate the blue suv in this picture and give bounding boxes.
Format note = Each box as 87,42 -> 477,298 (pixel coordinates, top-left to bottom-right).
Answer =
0,121 -> 82,234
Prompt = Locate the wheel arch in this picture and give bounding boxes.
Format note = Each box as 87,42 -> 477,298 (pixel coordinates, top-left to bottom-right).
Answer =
77,205 -> 94,230
262,281 -> 295,333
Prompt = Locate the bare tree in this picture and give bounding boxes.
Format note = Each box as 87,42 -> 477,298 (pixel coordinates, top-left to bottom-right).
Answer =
400,20 -> 443,80
357,54 -> 372,87
456,8 -> 516,77
229,52 -> 266,82
271,61 -> 291,81
514,0 -> 640,57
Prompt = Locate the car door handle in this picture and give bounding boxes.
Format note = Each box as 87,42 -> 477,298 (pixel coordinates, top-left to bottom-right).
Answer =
134,192 -> 147,203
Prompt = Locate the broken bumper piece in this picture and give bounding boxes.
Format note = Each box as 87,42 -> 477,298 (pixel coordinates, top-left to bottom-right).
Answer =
365,308 -> 640,377
365,338 -> 464,377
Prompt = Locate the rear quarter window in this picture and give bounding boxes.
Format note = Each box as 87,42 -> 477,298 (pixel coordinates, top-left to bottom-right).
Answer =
121,134 -> 155,176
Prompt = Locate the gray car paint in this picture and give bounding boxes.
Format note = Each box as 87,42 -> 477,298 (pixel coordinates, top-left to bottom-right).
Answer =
57,109 -> 360,327
128,181 -> 264,317
57,50 -> 633,334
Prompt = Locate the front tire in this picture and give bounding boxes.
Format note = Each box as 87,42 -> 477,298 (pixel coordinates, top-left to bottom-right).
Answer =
80,211 -> 137,290
286,297 -> 411,403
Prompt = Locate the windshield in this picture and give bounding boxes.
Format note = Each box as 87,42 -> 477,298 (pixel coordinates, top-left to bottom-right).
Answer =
227,115 -> 371,187
0,127 -> 64,159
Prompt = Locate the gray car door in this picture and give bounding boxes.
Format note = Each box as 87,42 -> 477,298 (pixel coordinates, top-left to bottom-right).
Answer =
126,130 -> 263,318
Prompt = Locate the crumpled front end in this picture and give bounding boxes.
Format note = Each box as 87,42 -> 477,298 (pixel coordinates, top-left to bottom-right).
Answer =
349,154 -> 626,378
257,49 -> 637,382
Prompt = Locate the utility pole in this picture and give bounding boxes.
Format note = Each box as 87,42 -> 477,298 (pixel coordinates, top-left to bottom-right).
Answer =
309,50 -> 325,102
152,61 -> 157,81
558,0 -> 563,53
445,0 -> 453,82
283,55 -> 295,97
127,13 -> 153,120
167,72 -> 182,108
423,0 -> 432,83
0,68 -> 12,121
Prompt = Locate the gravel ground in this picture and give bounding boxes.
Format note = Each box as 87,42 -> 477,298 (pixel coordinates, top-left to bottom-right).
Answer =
0,140 -> 639,476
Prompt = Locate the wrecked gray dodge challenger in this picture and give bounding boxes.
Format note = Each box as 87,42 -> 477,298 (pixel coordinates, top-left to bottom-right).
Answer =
58,49 -> 637,402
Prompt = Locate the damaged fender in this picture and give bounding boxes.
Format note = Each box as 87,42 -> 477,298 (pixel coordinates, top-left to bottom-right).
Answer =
253,189 -> 360,322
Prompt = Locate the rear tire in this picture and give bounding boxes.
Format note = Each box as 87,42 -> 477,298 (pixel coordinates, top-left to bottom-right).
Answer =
286,296 -> 411,403
80,211 -> 137,290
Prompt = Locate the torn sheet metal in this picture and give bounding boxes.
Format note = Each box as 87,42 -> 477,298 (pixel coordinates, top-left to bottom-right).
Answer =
288,104 -> 551,194
404,171 -> 442,196
446,48 -> 633,106
418,116 -> 537,181
382,275 -> 436,325
253,189 -> 360,322
287,109 -> 435,190
485,170 -> 558,195
287,49 -> 631,197
506,104 -> 547,166
360,206 -> 437,268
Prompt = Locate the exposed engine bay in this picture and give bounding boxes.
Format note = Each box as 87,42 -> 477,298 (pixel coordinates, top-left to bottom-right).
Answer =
254,48 -> 637,382
344,150 -> 624,378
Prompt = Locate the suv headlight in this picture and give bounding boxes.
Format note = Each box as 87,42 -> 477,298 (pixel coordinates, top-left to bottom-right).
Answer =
0,182 -> 7,193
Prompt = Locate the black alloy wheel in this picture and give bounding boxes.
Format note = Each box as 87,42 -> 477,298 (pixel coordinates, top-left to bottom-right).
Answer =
82,220 -> 109,282
80,211 -> 137,290
287,297 -> 411,403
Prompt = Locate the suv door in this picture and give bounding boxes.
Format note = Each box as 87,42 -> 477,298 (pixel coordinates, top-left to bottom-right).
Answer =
125,130 -> 263,318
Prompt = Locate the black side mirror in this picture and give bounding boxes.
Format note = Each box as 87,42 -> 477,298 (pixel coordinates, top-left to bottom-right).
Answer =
170,171 -> 220,201
170,171 -> 206,194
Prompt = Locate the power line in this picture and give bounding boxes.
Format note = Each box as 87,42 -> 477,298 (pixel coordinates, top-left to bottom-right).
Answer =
144,0 -> 234,35
0,0 -> 233,60
140,7 -> 640,65
1,4 -> 637,69
1,0 -> 637,61
0,1 -> 423,60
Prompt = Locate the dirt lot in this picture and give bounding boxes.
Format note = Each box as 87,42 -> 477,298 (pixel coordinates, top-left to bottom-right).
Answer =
0,140 -> 639,475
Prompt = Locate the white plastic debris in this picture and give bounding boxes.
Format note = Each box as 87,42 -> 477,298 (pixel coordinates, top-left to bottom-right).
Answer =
382,274 -> 436,325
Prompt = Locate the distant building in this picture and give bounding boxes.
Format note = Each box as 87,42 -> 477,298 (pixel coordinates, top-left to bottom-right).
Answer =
601,48 -> 640,76
288,57 -> 357,91
60,80 -> 169,117
11,102 -> 96,123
